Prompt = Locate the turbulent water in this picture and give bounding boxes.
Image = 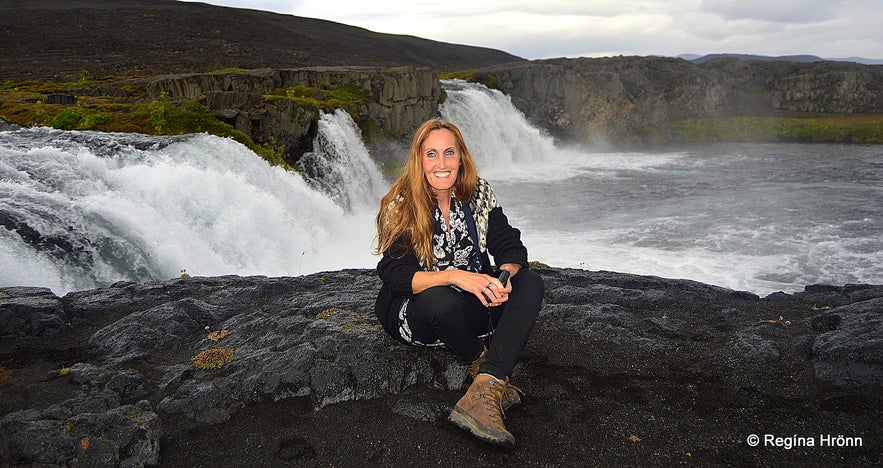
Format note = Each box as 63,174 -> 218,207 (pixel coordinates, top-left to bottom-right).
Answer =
441,80 -> 883,295
1,81 -> 881,295
0,111 -> 382,294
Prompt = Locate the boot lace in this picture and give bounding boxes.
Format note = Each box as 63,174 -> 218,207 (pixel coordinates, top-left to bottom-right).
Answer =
474,375 -> 510,421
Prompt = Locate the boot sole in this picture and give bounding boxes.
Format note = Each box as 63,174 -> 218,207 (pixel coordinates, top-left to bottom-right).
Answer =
449,406 -> 515,448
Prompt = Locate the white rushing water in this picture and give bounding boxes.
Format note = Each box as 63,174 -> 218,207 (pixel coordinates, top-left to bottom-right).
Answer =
440,79 -> 883,295
0,111 -> 382,294
2,82 -> 881,296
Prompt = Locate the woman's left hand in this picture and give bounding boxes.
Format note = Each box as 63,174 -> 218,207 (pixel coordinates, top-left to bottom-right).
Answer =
484,276 -> 512,307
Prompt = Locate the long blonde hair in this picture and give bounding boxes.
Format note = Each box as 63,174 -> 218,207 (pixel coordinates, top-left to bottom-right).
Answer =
376,118 -> 479,267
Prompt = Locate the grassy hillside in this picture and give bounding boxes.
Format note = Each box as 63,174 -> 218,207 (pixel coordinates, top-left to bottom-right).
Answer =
0,0 -> 523,82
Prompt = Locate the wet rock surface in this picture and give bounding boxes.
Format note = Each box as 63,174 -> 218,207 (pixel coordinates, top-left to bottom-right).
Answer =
1,268 -> 880,466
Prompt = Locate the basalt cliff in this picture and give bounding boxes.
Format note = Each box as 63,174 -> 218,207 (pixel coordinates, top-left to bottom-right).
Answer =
1,269 -> 881,466
476,56 -> 883,144
31,56 -> 883,165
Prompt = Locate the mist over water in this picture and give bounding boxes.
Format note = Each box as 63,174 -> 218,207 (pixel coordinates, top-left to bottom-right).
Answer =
1,81 -> 881,296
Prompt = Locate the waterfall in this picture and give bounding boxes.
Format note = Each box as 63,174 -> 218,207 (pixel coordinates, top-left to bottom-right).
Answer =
297,109 -> 387,211
0,126 -> 380,294
438,80 -> 557,175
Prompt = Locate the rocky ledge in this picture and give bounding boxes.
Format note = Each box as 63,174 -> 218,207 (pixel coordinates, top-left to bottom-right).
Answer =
1,269 -> 880,466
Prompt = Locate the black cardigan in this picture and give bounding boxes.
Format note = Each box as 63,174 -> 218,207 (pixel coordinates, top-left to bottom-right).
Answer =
374,204 -> 529,341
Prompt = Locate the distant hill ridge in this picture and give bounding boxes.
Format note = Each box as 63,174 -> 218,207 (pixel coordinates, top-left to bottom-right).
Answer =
679,53 -> 883,65
0,0 -> 523,82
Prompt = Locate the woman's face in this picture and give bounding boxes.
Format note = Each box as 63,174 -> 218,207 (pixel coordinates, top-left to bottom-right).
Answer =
421,128 -> 460,198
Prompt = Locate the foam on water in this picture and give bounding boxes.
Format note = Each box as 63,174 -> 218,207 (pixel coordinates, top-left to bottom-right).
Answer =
1,125 -> 379,294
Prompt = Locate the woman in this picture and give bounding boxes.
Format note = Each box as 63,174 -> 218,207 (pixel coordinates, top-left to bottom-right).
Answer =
374,118 -> 544,448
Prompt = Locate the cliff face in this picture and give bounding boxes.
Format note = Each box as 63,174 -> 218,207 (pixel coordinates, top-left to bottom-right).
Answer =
480,57 -> 883,144
91,67 -> 442,161
1,269 -> 880,465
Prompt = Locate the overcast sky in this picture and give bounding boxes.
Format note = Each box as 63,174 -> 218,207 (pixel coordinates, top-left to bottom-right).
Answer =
183,0 -> 882,60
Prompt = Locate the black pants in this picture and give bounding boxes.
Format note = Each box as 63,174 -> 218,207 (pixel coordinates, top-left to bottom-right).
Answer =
405,269 -> 544,379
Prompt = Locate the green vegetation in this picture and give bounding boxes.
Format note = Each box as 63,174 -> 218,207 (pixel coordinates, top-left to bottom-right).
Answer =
191,347 -> 234,369
628,115 -> 883,144
266,84 -> 371,115
46,107 -> 112,130
316,307 -> 344,320
0,81 -> 291,168
208,68 -> 249,74
440,71 -> 500,90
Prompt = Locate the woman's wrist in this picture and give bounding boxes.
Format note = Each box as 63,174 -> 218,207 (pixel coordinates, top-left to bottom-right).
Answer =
499,263 -> 521,277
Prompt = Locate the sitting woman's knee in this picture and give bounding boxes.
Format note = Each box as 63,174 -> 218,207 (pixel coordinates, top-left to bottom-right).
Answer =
514,268 -> 545,297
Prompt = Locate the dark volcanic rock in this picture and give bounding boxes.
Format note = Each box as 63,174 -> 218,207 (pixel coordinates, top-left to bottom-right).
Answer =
1,269 -> 881,466
0,287 -> 67,338
812,298 -> 883,386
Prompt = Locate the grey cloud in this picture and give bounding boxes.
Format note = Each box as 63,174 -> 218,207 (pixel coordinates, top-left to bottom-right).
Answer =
697,0 -> 857,23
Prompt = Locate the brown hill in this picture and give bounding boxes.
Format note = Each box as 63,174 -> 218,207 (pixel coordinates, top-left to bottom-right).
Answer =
0,0 -> 523,82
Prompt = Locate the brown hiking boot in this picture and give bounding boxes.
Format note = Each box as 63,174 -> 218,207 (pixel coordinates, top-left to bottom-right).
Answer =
466,347 -> 522,411
449,373 -> 516,447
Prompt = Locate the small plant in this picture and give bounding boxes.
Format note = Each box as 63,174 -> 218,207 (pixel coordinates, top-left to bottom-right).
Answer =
179,269 -> 190,279
192,347 -> 234,369
760,315 -> 791,326
529,260 -> 552,269
316,308 -> 344,320
207,329 -> 229,342
59,367 -> 71,376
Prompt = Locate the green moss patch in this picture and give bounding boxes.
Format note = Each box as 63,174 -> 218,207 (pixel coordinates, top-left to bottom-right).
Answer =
628,115 -> 883,144
266,84 -> 370,114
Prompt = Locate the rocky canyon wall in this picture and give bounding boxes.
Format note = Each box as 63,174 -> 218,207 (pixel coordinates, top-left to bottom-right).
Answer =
479,57 -> 883,144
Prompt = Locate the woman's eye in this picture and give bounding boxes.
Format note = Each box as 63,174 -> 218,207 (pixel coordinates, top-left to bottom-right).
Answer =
426,151 -> 437,158
445,149 -> 455,157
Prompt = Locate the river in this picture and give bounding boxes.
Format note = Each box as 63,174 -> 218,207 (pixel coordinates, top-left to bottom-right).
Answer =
1,81 -> 880,296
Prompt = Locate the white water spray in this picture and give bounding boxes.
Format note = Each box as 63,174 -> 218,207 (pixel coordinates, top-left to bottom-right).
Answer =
440,80 -> 681,181
297,109 -> 387,210
0,126 -> 379,294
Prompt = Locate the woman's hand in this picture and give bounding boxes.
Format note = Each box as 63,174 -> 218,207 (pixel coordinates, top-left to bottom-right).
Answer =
449,270 -> 511,307
412,267 -> 520,307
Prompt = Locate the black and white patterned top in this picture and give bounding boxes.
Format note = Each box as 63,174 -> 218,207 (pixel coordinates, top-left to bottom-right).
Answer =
432,196 -> 482,273
397,196 -> 482,346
